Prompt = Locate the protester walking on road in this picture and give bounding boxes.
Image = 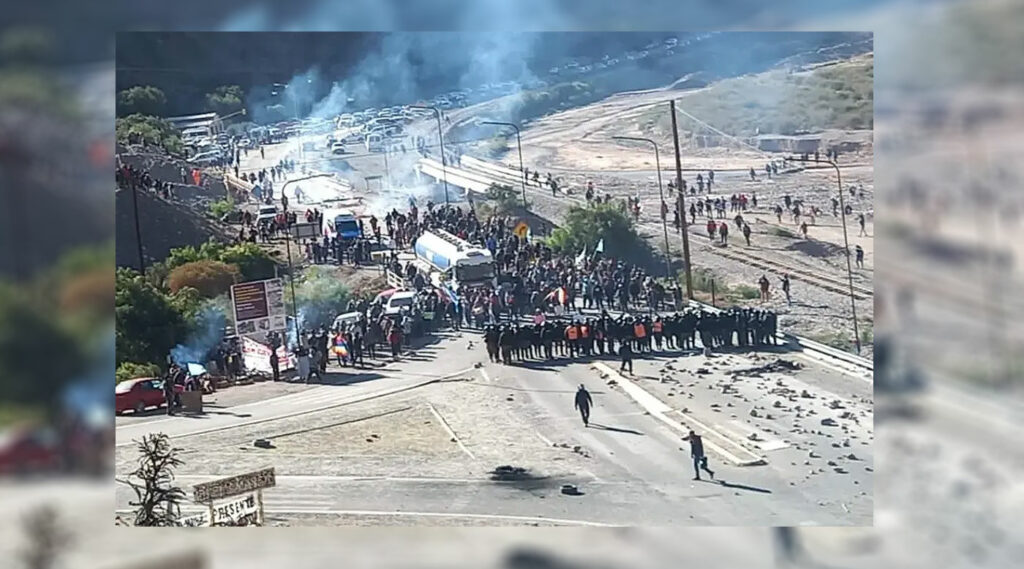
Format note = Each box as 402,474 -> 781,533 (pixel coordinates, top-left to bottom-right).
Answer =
855,245 -> 865,269
759,274 -> 771,302
574,384 -> 594,427
781,274 -> 792,306
858,212 -> 867,236
619,339 -> 634,374
684,430 -> 715,481
742,223 -> 752,247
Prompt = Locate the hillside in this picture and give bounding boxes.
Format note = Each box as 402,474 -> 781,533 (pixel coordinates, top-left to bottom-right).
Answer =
647,54 -> 873,139
115,187 -> 227,270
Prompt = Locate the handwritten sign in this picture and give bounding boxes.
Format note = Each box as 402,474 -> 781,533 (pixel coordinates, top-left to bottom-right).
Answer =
193,467 -> 275,503
231,279 -> 286,337
177,493 -> 260,527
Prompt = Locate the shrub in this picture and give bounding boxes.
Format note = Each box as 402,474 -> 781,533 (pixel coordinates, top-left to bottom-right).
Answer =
116,362 -> 162,384
116,268 -> 187,367
115,114 -> 183,155
167,260 -> 239,298
209,196 -> 235,219
548,202 -> 660,272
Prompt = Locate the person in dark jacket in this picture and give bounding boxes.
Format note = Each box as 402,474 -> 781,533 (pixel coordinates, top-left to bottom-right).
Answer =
684,430 -> 715,480
163,372 -> 177,416
619,340 -> 634,374
574,384 -> 594,427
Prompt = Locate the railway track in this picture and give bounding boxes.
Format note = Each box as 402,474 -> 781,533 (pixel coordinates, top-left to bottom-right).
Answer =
448,157 -> 873,301
678,224 -> 874,300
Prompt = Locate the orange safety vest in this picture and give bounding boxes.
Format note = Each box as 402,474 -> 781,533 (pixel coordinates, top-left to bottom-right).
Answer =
652,321 -> 663,333
634,323 -> 646,338
566,326 -> 579,340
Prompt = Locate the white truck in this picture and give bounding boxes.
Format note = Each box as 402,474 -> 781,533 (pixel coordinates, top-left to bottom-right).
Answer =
412,230 -> 495,292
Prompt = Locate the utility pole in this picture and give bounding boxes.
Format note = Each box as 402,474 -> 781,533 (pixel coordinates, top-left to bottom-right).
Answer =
482,121 -> 528,208
612,136 -> 671,277
670,100 -> 693,299
280,194 -> 301,349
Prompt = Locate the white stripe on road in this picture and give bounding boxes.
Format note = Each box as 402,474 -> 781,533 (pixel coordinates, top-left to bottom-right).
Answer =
116,367 -> 476,446
427,402 -> 476,460
114,508 -> 615,526
592,362 -> 765,467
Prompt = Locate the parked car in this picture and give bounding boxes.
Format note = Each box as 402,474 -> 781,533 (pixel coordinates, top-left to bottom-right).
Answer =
0,426 -> 61,475
384,291 -> 417,316
115,377 -> 182,415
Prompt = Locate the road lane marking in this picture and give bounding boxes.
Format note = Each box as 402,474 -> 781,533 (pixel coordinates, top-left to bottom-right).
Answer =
592,362 -> 765,467
534,430 -> 554,447
116,367 -> 476,447
427,402 -> 476,460
113,508 -> 615,526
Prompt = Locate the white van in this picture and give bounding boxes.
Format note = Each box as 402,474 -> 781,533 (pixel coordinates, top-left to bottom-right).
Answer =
332,311 -> 362,331
384,291 -> 417,316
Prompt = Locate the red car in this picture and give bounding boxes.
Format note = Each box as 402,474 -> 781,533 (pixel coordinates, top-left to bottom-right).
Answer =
115,378 -> 181,415
0,427 -> 61,475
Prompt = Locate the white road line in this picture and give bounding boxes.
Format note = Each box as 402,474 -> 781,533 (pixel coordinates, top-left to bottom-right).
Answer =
479,368 -> 492,382
168,474 -> 608,485
796,353 -> 873,383
592,362 -> 765,467
116,367 -> 476,447
113,508 -> 615,526
534,430 -> 554,447
427,402 -> 476,460
263,509 -> 616,526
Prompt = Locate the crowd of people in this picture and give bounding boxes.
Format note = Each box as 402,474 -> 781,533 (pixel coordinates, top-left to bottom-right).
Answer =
116,163 -> 180,200
482,307 -> 779,371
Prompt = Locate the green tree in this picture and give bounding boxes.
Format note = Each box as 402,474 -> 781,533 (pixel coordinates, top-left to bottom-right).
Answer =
167,260 -> 239,298
485,182 -> 521,215
205,85 -> 245,117
547,202 -> 657,268
115,114 -> 183,155
290,267 -> 351,331
0,284 -> 83,411
116,362 -> 163,384
169,286 -> 204,322
163,240 -> 277,283
116,268 -> 187,367
117,86 -> 167,117
218,243 -> 277,281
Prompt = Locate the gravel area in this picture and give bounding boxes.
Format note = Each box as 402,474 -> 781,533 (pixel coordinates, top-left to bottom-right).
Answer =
608,349 -> 874,519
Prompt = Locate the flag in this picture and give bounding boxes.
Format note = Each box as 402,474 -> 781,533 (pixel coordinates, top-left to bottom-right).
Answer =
595,239 -> 605,254
442,284 -> 459,307
545,286 -> 568,306
575,247 -> 587,267
332,335 -> 350,357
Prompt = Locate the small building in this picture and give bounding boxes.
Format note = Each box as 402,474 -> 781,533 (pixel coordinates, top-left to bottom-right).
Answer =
166,112 -> 222,139
754,134 -> 823,153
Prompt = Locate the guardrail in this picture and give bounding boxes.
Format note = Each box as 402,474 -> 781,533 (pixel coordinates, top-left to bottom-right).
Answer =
385,269 -> 408,290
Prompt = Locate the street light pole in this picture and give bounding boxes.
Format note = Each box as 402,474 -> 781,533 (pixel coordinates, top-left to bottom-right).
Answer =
273,83 -> 304,166
280,193 -> 301,349
613,136 -> 671,278
792,155 -> 861,354
411,105 -> 449,205
482,121 -> 528,209
669,100 -> 694,299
